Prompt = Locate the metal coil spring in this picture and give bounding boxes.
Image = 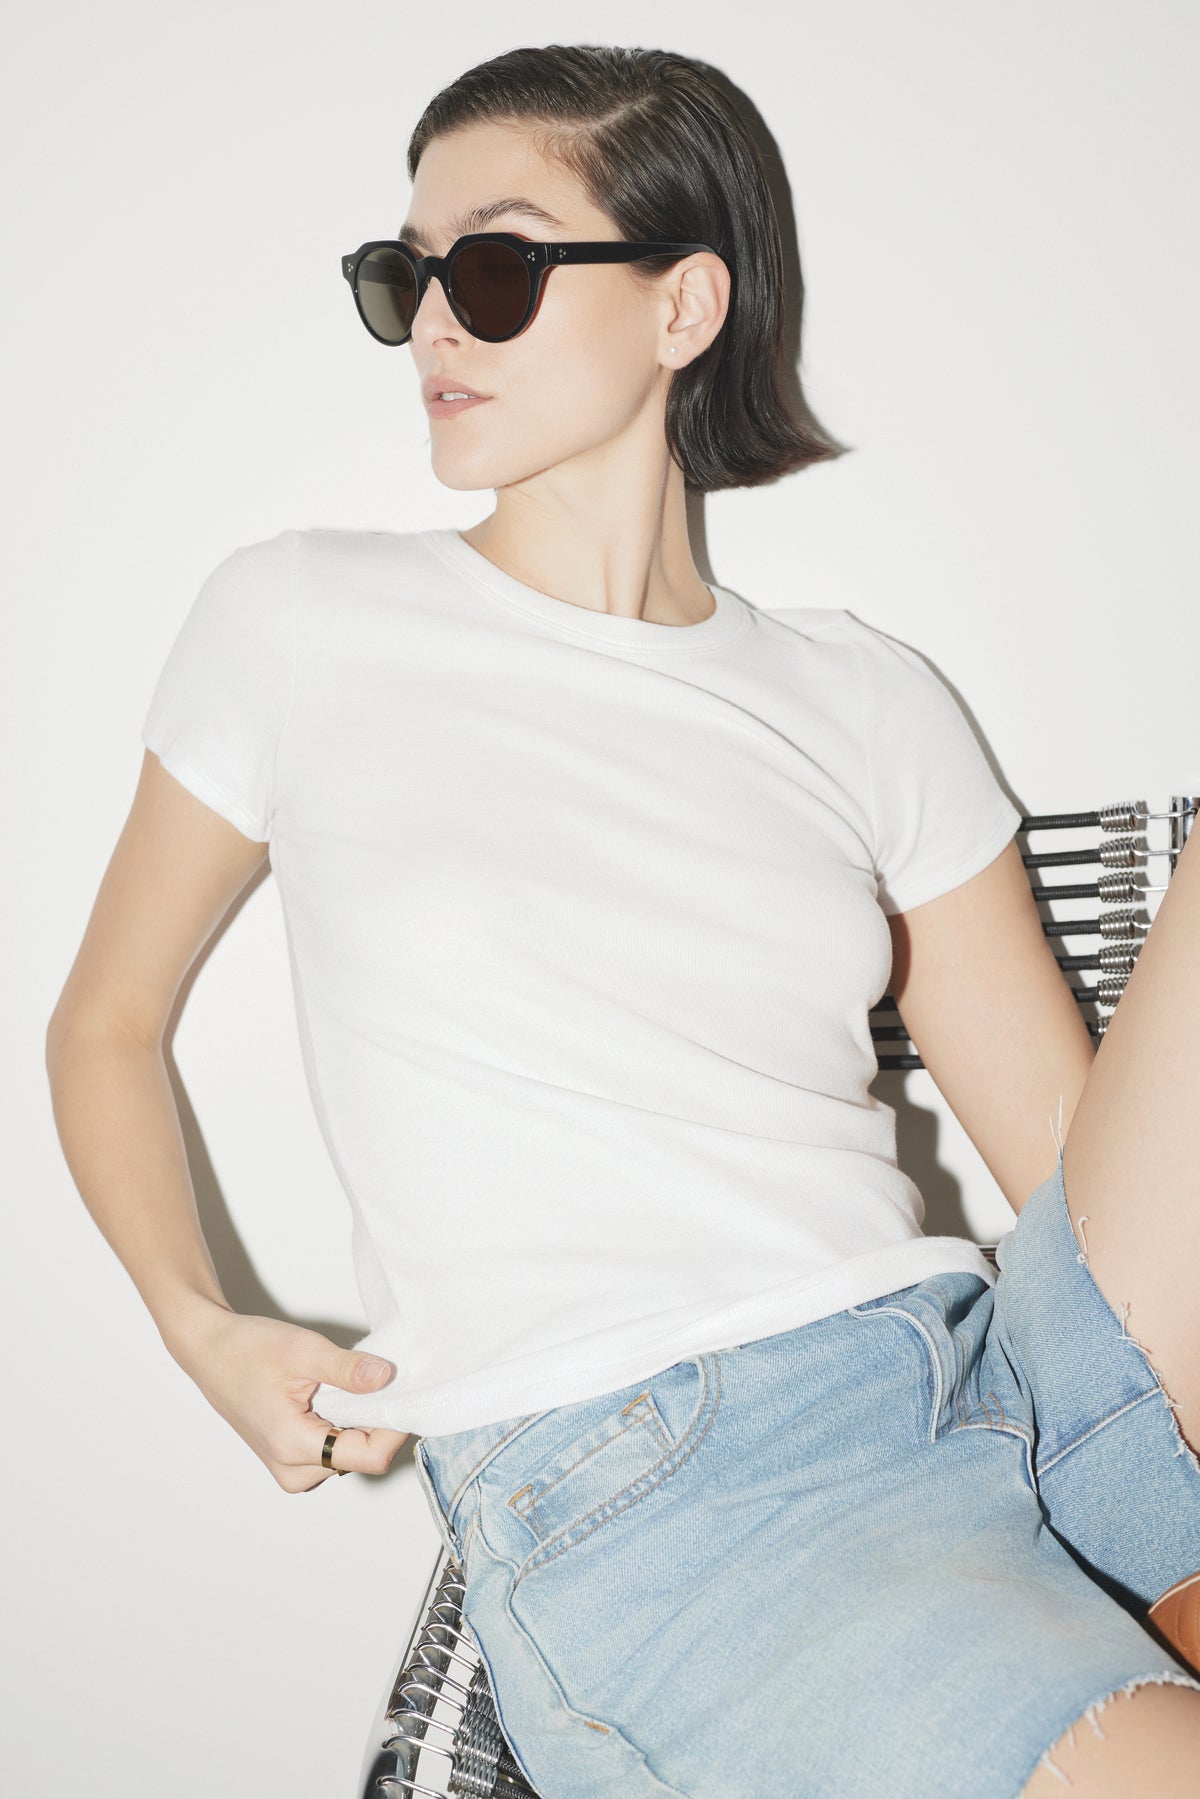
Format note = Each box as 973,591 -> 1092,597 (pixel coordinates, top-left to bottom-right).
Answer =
1097,801 -> 1144,833
872,793 -> 1200,1074
372,1555 -> 541,1799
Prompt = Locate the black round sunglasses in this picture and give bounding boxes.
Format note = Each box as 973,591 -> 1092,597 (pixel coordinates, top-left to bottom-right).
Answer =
340,231 -> 718,346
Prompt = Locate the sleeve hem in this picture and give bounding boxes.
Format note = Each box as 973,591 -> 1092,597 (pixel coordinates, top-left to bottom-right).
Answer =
269,530 -> 301,811
143,740 -> 270,843
878,800 -> 1023,917
852,636 -> 882,877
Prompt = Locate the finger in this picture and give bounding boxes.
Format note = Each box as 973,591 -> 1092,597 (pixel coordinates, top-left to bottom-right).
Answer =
303,1343 -> 397,1398
310,1421 -> 410,1478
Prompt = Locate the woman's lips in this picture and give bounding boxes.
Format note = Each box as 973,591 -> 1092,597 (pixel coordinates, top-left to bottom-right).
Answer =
427,395 -> 492,418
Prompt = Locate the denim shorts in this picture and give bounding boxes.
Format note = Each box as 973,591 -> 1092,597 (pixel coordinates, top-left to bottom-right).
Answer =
413,1148 -> 1200,1798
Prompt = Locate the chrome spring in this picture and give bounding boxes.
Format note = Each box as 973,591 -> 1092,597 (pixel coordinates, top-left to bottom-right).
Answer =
1097,801 -> 1144,833
371,1555 -> 541,1798
872,792 -> 1200,1073
445,1661 -> 534,1796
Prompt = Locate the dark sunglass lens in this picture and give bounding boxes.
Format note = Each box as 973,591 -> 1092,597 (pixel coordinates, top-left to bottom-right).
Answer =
356,247 -> 418,343
450,240 -> 531,339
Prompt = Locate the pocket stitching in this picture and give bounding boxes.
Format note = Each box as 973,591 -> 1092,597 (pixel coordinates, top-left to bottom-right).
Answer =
507,1396 -> 673,1521
511,1353 -> 722,1592
441,1411 -> 546,1520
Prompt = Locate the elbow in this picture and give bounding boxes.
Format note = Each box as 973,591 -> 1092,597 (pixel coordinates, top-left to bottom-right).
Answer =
45,1004 -> 71,1070
45,1002 -> 161,1070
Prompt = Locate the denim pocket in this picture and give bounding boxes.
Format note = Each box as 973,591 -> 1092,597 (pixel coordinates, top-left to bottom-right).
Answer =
481,1352 -> 722,1588
415,1410 -> 546,1567
505,1386 -> 675,1547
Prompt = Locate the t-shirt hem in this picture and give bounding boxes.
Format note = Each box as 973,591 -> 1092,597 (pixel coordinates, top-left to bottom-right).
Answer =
309,1234 -> 1000,1438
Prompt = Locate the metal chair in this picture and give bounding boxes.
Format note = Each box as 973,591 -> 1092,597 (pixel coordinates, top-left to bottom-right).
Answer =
359,794 -> 1199,1798
360,1549 -> 539,1798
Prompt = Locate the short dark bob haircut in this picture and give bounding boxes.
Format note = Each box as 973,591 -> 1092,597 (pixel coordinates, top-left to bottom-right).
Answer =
406,44 -> 850,495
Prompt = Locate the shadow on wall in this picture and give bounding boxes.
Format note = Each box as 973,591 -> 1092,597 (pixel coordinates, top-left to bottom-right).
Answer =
163,858 -> 386,1360
876,1071 -> 989,1244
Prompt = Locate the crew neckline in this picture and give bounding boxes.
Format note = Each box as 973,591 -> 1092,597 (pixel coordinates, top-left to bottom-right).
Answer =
420,527 -> 751,654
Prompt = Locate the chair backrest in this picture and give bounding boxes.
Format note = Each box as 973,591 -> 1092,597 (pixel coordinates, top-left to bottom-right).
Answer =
360,793 -> 1199,1799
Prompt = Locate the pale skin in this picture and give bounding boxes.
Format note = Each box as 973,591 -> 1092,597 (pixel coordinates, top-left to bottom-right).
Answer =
45,119 -> 1200,1789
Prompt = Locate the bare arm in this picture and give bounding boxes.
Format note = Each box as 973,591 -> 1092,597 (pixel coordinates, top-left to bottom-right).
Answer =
46,750 -> 269,1343
885,835 -> 1096,1217
45,750 -> 405,1484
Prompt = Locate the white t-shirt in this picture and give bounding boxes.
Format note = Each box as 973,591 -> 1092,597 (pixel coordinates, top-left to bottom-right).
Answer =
141,525 -> 1022,1437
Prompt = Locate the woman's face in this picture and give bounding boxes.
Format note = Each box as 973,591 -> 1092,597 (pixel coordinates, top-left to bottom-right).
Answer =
401,121 -> 684,495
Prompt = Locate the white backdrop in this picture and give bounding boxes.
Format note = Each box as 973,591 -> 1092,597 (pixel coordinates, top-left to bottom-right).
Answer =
7,4 -> 1198,1794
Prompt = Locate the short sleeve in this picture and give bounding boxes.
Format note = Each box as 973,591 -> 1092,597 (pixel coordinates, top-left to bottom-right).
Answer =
141,530 -> 298,841
850,616 -> 1022,915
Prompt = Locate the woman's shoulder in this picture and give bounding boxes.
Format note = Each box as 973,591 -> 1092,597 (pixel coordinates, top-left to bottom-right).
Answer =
756,602 -> 855,639
287,525 -> 457,610
758,605 -> 945,682
293,523 -> 434,566
757,605 -> 913,649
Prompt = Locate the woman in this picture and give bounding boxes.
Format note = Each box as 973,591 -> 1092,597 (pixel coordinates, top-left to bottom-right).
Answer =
45,43 -> 1200,1798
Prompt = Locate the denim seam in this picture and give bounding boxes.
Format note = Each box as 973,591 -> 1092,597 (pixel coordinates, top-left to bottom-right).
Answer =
1035,1385 -> 1164,1479
510,1401 -> 673,1518
484,1531 -> 693,1794
946,1419 -> 1039,1493
439,1412 -> 545,1520
458,1510 -> 483,1574
849,1303 -> 943,1443
512,1355 -> 722,1590
413,1440 -> 462,1564
459,1532 -> 607,1789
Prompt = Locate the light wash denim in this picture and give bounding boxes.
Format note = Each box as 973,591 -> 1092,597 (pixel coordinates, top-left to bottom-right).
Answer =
413,1148 -> 1200,1796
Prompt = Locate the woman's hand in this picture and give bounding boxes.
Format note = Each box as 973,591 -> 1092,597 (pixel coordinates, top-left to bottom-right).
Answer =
163,1298 -> 409,1490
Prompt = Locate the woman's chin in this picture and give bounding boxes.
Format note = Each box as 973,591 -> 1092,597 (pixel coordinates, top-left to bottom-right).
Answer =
430,449 -> 520,492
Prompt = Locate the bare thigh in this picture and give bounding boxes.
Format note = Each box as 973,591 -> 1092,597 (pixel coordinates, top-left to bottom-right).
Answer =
1059,818 -> 1200,1453
1021,1681 -> 1200,1795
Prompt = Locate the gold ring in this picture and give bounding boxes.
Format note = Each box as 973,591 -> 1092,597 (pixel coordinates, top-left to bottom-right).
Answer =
321,1426 -> 349,1474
